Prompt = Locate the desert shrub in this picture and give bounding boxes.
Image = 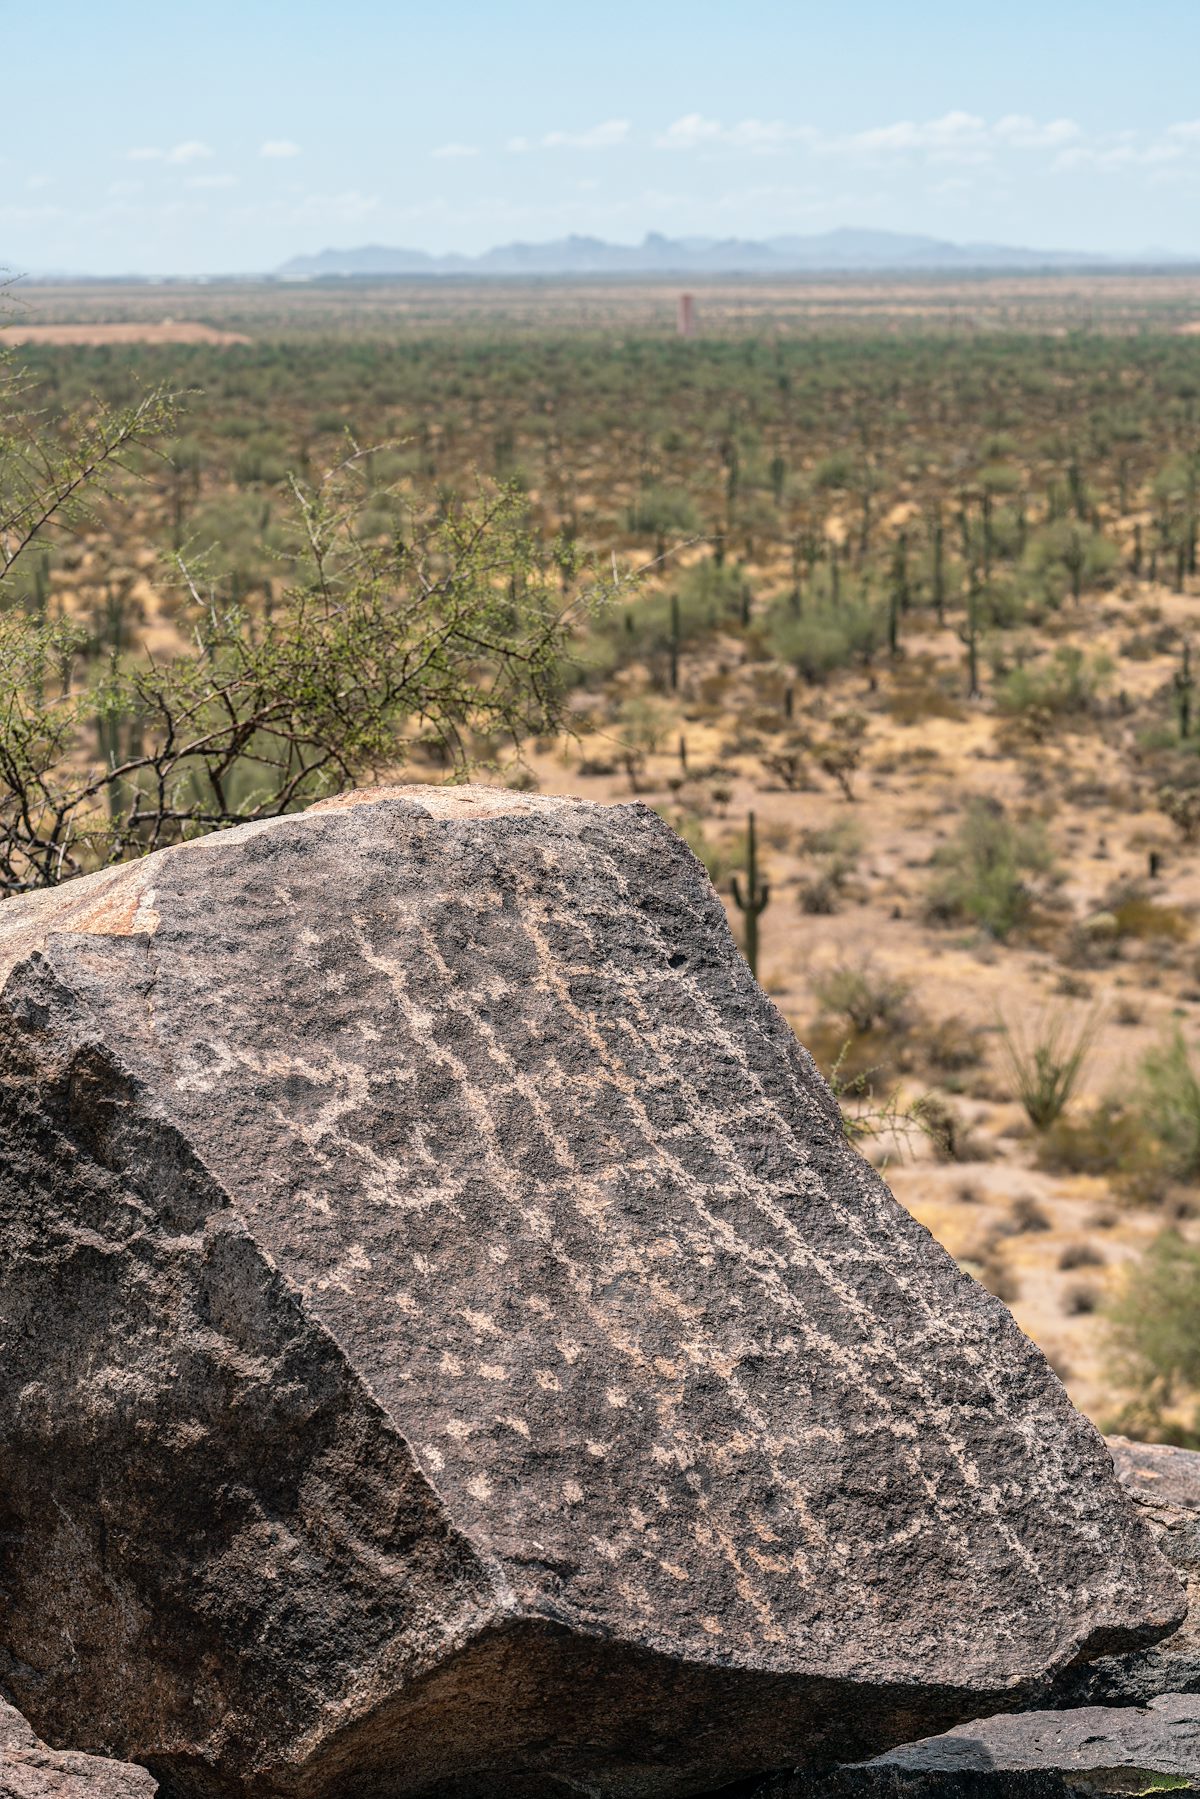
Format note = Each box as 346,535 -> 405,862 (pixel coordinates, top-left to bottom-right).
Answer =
1112,898 -> 1192,942
1037,1099 -> 1145,1177
1106,1230 -> 1200,1445
1025,521 -> 1117,603
995,647 -> 1110,721
796,817 -> 861,913
765,599 -> 885,682
926,798 -> 1055,939
999,1008 -> 1098,1130
1157,783 -> 1200,845
761,733 -> 812,791
812,450 -> 857,490
1037,1032 -> 1200,1201
1010,1193 -> 1052,1233
813,960 -> 911,1035
625,485 -> 701,555
915,1093 -> 981,1163
1133,1029 -> 1200,1182
919,1015 -> 988,1079
1059,1241 -> 1105,1270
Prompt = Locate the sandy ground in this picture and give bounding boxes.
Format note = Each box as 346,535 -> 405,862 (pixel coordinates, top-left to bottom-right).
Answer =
4,321 -> 250,346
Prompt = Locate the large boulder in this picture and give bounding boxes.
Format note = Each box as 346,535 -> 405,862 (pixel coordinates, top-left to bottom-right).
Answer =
0,787 -> 1183,1798
0,1696 -> 156,1798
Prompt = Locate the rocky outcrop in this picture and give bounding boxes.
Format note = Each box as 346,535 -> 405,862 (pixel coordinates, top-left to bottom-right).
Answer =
1049,1438 -> 1200,1706
754,1694 -> 1200,1794
0,1697 -> 156,1798
0,787 -> 1183,1798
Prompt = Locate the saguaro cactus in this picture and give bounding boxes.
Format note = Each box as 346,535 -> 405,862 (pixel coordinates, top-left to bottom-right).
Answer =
732,811 -> 770,980
957,566 -> 982,701
1176,639 -> 1195,740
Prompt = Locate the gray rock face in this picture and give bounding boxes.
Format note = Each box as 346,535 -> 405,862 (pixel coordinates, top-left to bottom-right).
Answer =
759,1694 -> 1200,1794
1050,1438 -> 1200,1707
0,787 -> 1183,1798
0,1697 -> 156,1798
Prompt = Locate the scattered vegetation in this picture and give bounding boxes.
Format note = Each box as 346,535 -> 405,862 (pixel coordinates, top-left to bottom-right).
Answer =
13,276 -> 1200,1429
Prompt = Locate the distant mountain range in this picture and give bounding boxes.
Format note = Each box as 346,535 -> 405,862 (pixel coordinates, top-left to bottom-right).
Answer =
275,229 -> 1185,280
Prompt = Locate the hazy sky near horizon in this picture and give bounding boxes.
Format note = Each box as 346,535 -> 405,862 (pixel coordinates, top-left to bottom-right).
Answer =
3,0 -> 1198,274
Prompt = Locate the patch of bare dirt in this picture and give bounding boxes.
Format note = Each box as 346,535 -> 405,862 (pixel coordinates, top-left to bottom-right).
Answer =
5,321 -> 249,346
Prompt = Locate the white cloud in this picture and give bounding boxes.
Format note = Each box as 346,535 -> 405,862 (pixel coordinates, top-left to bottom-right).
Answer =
655,114 -> 815,152
993,114 -> 1080,148
167,140 -> 215,164
543,118 -> 630,149
122,140 -> 214,167
296,189 -> 379,220
0,203 -> 67,223
649,110 -> 1085,166
1055,139 -> 1185,172
25,174 -> 53,191
512,119 -> 631,152
655,114 -> 722,150
107,179 -> 143,198
260,139 -> 301,159
431,142 -> 480,159
842,111 -> 986,154
187,173 -> 238,189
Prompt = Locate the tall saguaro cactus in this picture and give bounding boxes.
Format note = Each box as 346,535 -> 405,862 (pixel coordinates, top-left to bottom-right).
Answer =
1176,639 -> 1194,740
732,811 -> 770,980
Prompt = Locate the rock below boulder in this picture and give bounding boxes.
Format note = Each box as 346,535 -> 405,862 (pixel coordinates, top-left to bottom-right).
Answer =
1047,1439 -> 1200,1707
0,1696 -> 156,1798
755,1694 -> 1200,1794
0,787 -> 1183,1798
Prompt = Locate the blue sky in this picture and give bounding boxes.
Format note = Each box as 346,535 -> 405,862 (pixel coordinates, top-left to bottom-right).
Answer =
3,0 -> 1199,274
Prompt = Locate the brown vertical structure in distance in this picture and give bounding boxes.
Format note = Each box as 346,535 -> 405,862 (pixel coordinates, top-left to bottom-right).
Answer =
677,291 -> 696,337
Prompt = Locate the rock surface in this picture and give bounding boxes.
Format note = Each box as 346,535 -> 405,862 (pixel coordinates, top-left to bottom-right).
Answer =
1049,1439 -> 1200,1707
0,1697 -> 156,1798
0,786 -> 1183,1798
750,1694 -> 1200,1794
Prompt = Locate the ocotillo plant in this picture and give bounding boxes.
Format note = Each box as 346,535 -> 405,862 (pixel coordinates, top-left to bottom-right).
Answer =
732,811 -> 770,980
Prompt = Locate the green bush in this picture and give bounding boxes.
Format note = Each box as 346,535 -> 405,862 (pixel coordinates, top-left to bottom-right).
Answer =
926,798 -> 1055,939
813,961 -> 911,1036
995,646 -> 1111,720
1025,521 -> 1117,603
1134,1028 -> 1200,1182
625,485 -> 701,555
765,598 -> 885,682
1107,1230 -> 1200,1445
